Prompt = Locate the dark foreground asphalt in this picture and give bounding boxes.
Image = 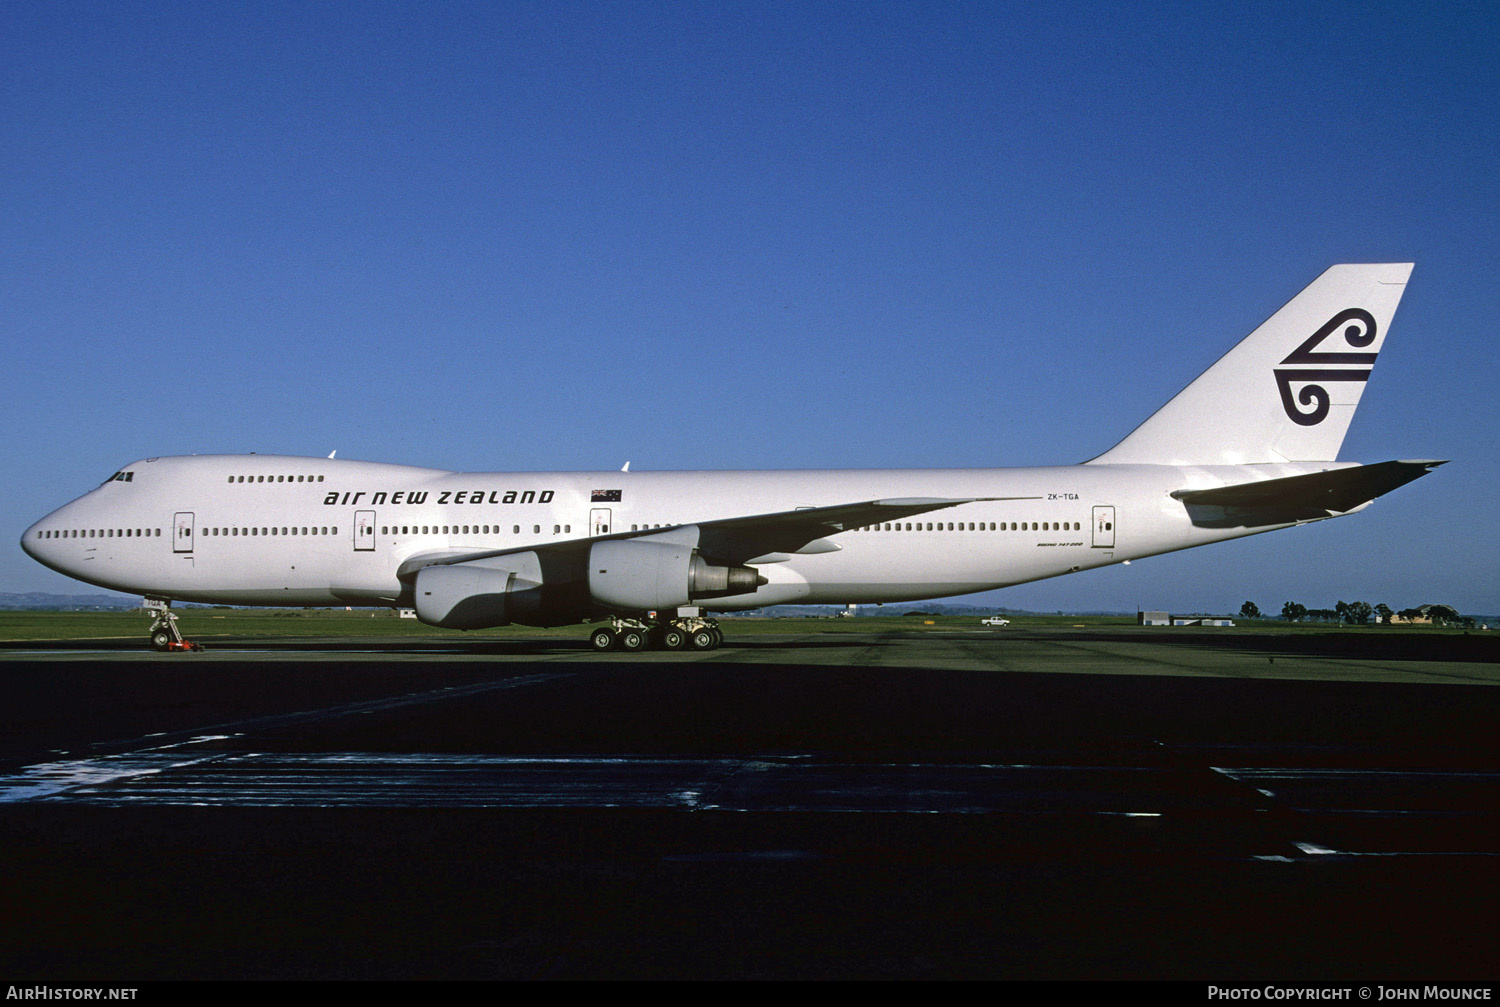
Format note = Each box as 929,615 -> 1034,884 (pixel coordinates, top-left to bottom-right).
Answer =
1,628 -> 1497,979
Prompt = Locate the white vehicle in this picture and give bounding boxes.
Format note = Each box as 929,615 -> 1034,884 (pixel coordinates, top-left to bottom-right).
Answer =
22,264 -> 1441,652
981,617 -> 1010,627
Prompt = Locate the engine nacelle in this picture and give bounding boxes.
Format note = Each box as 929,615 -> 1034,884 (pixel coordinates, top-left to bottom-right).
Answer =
413,552 -> 544,629
588,539 -> 763,612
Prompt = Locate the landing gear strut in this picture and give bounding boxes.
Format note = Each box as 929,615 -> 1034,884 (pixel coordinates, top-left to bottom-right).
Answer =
143,598 -> 203,652
589,614 -> 723,651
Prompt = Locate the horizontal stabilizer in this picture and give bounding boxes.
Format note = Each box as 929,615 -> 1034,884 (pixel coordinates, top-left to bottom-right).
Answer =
1171,460 -> 1444,524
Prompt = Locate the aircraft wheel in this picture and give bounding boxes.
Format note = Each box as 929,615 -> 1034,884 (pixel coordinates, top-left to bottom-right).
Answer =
689,627 -> 716,651
589,627 -> 617,652
150,629 -> 173,652
619,628 -> 648,652
709,627 -> 723,649
660,626 -> 687,650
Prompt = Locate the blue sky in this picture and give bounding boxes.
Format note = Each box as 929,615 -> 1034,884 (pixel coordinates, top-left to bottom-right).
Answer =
4,1 -> 1496,615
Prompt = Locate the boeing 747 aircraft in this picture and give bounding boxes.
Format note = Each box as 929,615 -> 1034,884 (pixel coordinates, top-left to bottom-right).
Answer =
22,263 -> 1440,651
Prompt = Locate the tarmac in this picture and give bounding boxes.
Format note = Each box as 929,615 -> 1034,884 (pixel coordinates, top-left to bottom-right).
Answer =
1,626 -> 1497,979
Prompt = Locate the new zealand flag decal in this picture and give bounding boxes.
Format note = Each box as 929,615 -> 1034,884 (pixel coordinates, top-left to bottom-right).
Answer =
591,489 -> 622,502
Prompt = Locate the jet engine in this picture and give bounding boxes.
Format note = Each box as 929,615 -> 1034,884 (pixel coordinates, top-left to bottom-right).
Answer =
413,552 -> 544,629
588,539 -> 763,612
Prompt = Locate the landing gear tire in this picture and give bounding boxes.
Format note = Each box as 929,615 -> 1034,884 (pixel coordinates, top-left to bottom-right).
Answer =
689,627 -> 717,651
619,629 -> 648,652
709,627 -> 723,648
589,627 -> 617,652
150,629 -> 173,652
660,627 -> 687,650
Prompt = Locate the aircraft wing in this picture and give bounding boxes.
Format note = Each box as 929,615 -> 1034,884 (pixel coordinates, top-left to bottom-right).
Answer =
397,495 -> 1030,579
690,496 -> 1029,564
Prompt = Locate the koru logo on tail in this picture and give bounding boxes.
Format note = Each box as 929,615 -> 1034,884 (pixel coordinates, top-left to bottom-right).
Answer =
1273,308 -> 1378,426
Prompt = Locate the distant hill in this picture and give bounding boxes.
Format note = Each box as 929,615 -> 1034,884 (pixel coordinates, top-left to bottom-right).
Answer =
0,592 -> 140,611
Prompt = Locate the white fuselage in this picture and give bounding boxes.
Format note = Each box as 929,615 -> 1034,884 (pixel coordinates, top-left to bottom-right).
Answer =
21,453 -> 1345,611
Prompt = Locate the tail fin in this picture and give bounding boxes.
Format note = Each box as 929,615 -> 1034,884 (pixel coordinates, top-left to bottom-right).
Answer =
1087,263 -> 1414,466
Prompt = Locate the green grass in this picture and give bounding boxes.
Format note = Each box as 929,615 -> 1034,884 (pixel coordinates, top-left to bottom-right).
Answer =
0,609 -> 1115,642
0,608 -> 1475,643
0,609 -> 574,642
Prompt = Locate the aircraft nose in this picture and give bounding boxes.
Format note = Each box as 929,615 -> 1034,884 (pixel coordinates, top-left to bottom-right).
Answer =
21,519 -> 48,565
21,509 -> 72,575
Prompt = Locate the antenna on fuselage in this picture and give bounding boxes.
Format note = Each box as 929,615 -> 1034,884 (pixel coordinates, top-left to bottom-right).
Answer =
328,450 -> 337,459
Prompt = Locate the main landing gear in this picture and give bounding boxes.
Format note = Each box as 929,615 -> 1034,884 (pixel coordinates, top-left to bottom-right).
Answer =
144,598 -> 204,652
589,615 -> 724,652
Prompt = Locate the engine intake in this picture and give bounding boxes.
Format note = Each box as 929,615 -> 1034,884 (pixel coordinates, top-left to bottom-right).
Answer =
413,552 -> 544,629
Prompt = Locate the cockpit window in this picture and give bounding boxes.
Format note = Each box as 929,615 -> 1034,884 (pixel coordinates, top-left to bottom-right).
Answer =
101,471 -> 134,484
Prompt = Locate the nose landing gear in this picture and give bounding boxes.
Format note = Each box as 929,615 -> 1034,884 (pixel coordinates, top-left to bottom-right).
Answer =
144,598 -> 204,652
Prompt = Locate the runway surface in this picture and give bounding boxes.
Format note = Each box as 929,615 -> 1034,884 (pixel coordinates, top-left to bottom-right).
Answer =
1,626 -> 1497,979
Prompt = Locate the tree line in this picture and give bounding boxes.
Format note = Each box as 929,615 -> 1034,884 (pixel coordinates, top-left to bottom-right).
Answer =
1237,600 -> 1471,627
